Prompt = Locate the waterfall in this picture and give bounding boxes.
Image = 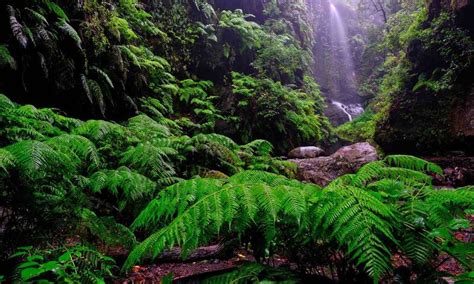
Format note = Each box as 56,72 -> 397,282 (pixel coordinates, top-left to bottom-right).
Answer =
331,100 -> 363,121
329,3 -> 356,90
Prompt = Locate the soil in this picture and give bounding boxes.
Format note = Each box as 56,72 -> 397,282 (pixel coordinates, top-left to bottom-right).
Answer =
119,248 -> 292,283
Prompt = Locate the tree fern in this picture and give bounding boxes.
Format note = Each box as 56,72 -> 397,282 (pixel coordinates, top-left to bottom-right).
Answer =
131,178 -> 225,231
127,114 -> 170,140
45,134 -> 101,171
4,140 -> 74,179
72,120 -> 127,144
123,171 -> 313,270
120,142 -> 176,182
86,167 -> 156,210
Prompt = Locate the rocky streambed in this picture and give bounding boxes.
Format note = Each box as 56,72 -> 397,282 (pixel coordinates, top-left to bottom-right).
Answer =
287,143 -> 474,186
288,142 -> 378,186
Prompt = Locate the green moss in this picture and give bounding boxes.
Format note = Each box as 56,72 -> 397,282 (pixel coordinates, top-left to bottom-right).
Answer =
0,45 -> 16,69
335,110 -> 376,143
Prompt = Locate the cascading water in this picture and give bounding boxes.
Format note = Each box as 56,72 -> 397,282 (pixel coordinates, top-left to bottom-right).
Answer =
329,3 -> 356,91
330,100 -> 364,121
316,2 -> 364,125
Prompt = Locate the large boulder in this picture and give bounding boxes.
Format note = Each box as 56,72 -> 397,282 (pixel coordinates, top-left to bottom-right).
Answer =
288,146 -> 325,159
290,142 -> 378,186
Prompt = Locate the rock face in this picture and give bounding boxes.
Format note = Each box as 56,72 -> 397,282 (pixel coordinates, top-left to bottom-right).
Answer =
290,142 -> 378,186
288,146 -> 325,159
426,156 -> 474,186
375,0 -> 474,155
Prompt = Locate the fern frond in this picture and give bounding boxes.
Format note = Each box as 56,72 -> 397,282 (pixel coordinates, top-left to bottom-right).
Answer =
313,185 -> 397,278
120,142 -> 175,180
72,120 -> 126,143
25,8 -> 48,26
90,66 -> 114,89
124,173 -> 310,270
0,94 -> 16,110
425,189 -> 474,227
45,1 -> 69,21
228,170 -> 295,186
131,178 -> 224,231
119,45 -> 140,67
384,155 -> 443,175
7,5 -> 28,48
56,20 -> 81,48
0,45 -> 17,70
0,148 -> 15,173
400,224 -> 438,265
193,133 -> 239,150
80,74 -> 93,104
240,139 -> 273,156
127,114 -> 170,140
87,167 -> 156,209
45,134 -> 101,171
344,160 -> 433,187
87,79 -> 106,117
5,140 -> 74,179
79,208 -> 137,248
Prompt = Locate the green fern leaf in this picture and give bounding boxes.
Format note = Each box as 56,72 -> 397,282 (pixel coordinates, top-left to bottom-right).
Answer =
7,5 -> 28,48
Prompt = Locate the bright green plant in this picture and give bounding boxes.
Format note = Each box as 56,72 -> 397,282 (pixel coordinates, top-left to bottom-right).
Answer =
336,109 -> 376,142
174,79 -> 223,132
253,34 -> 312,85
11,245 -> 116,283
123,156 -> 473,282
229,72 -> 330,153
219,10 -> 264,52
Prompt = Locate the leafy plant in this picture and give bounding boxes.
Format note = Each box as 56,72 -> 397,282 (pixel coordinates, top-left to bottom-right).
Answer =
123,156 -> 473,282
11,245 -> 116,283
228,72 -> 330,153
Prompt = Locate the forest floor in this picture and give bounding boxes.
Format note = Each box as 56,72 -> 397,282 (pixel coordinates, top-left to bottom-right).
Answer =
119,247 -> 290,283
119,215 -> 473,283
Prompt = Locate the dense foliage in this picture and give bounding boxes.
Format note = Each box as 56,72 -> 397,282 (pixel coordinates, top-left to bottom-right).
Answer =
0,0 -> 473,283
0,0 -> 330,154
353,1 -> 474,153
